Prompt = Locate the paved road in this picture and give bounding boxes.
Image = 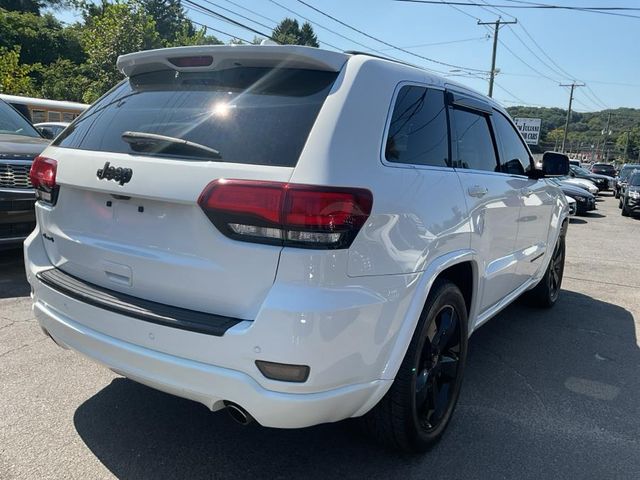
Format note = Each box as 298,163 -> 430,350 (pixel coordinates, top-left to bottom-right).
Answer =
1,194 -> 639,479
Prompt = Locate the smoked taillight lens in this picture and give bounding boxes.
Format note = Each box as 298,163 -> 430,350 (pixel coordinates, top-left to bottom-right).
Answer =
198,179 -> 373,249
29,156 -> 59,204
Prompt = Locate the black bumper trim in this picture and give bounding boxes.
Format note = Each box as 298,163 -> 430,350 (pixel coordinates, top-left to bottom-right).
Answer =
36,268 -> 245,336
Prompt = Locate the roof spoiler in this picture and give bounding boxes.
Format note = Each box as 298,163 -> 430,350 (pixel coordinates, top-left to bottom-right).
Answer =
117,45 -> 349,77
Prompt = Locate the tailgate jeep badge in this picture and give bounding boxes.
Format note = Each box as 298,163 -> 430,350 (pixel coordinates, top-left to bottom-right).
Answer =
97,162 -> 133,186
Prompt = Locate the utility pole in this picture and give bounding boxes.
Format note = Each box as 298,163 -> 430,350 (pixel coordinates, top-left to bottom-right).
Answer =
601,112 -> 612,161
560,82 -> 585,153
623,131 -> 629,162
478,18 -> 517,98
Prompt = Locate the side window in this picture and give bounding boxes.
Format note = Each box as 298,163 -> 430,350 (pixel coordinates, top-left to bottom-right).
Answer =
450,108 -> 498,172
385,86 -> 449,167
492,111 -> 531,175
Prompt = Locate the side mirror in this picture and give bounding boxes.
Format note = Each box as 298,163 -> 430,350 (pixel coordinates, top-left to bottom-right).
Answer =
542,151 -> 570,177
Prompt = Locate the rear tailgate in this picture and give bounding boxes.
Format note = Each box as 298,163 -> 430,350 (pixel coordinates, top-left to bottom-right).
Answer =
36,49 -> 343,321
38,147 -> 292,320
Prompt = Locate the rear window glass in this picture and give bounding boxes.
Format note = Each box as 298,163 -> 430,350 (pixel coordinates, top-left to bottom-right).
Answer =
384,86 -> 449,167
0,100 -> 41,138
54,67 -> 338,167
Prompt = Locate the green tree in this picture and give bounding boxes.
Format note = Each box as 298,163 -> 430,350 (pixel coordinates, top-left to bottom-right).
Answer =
0,8 -> 84,65
80,1 -> 161,102
0,0 -> 67,14
272,18 -> 319,47
33,59 -> 92,102
616,128 -> 640,161
0,46 -> 35,95
298,22 -> 318,47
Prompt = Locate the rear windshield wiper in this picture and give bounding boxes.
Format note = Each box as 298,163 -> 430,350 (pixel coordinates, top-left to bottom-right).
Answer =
121,131 -> 222,160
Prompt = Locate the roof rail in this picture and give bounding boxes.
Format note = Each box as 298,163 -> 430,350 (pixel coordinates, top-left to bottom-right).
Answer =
344,50 -> 423,71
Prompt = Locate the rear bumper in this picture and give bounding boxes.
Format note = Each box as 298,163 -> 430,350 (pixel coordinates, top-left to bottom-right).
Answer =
34,299 -> 389,428
0,188 -> 35,246
24,226 -> 416,428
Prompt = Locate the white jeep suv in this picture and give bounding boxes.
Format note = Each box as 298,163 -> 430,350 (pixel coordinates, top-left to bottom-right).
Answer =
24,45 -> 569,452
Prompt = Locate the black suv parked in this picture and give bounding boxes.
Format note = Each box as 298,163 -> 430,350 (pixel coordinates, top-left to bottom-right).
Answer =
569,165 -> 612,192
614,164 -> 640,199
621,172 -> 640,217
0,99 -> 49,249
591,163 -> 616,177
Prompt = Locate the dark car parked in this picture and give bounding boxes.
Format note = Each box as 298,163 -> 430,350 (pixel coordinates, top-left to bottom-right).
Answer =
591,163 -> 616,177
569,165 -> 612,192
620,172 -> 640,217
614,164 -> 640,199
550,179 -> 597,215
0,99 -> 49,249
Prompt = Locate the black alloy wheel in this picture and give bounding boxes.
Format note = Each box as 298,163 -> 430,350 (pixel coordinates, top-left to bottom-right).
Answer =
414,305 -> 462,432
360,280 -> 468,453
548,237 -> 565,303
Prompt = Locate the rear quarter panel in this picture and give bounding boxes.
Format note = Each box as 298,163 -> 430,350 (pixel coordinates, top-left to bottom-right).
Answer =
289,56 -> 471,277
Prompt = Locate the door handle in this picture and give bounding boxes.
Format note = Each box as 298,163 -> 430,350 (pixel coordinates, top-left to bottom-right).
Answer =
520,188 -> 533,197
467,185 -> 488,198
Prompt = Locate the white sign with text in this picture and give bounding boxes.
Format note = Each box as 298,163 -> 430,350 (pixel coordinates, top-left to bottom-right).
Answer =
514,118 -> 541,145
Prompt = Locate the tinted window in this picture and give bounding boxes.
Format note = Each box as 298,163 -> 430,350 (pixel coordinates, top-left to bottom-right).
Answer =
450,108 -> 497,172
492,111 -> 530,175
630,173 -> 640,186
385,86 -> 449,167
0,100 -> 41,138
54,67 -> 338,167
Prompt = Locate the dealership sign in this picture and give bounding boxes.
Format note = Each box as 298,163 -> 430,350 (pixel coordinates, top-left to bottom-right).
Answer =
514,118 -> 541,145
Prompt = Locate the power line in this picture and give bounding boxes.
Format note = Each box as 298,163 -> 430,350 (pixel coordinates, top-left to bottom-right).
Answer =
267,0 -> 390,54
220,0 -> 279,24
199,0 -> 276,31
294,0 -> 488,73
394,0 -> 640,19
497,38 -> 560,83
183,0 -> 277,41
187,14 -> 253,43
378,35 -> 489,50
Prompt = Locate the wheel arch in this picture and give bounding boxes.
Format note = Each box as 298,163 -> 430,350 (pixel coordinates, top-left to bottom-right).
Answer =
378,250 -> 479,383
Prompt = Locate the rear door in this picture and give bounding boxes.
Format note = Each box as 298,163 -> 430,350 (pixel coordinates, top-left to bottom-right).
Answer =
447,93 -> 522,315
37,62 -> 339,321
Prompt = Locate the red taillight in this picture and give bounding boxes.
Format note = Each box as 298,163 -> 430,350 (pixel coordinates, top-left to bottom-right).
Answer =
168,56 -> 213,67
29,156 -> 59,204
198,179 -> 373,249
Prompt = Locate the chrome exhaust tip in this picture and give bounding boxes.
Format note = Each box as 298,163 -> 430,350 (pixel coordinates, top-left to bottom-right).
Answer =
223,401 -> 253,426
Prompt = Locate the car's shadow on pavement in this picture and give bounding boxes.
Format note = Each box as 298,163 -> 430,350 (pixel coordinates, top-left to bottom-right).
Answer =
73,291 -> 640,480
0,247 -> 30,299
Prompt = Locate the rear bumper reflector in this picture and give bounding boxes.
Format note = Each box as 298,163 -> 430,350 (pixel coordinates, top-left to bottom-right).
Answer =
36,268 -> 244,336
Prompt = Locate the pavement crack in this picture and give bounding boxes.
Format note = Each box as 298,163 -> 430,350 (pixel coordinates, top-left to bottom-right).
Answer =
477,346 -> 549,412
0,337 -> 47,358
564,275 -> 640,289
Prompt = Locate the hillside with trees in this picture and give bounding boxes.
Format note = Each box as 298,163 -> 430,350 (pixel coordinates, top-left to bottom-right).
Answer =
506,106 -> 640,161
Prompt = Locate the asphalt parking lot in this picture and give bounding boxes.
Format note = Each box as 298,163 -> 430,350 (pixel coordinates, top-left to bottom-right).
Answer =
1,194 -> 639,480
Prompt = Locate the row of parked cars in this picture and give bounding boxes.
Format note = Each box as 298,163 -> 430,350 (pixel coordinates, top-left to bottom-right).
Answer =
561,159 -> 640,218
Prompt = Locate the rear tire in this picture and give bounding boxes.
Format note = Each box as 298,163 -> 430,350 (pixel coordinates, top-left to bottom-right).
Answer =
622,201 -> 630,217
523,232 -> 565,308
359,280 -> 468,453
